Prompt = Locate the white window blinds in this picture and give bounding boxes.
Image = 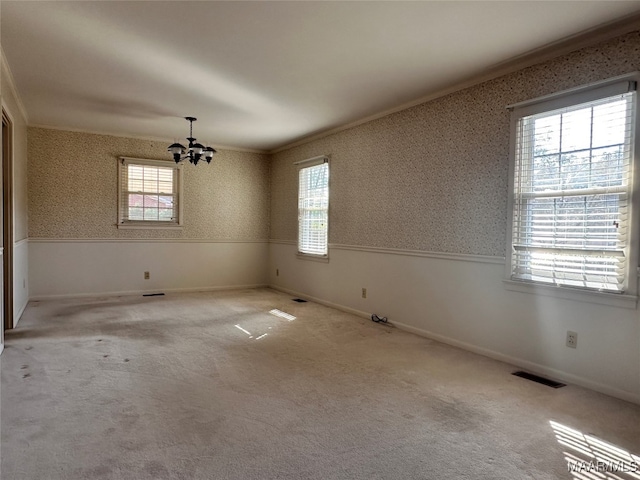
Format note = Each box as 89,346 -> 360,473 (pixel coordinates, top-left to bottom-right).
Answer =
510,83 -> 636,293
118,157 -> 182,226
298,158 -> 329,256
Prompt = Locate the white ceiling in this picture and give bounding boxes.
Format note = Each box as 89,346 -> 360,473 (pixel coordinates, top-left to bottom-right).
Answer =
3,1 -> 640,152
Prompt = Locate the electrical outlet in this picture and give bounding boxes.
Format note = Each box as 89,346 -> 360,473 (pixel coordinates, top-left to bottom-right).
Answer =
144,271 -> 150,280
276,268 -> 279,277
362,288 -> 367,299
566,331 -> 578,349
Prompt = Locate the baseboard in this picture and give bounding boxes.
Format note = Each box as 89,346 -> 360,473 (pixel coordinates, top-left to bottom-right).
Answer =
268,283 -> 640,406
269,285 -> 371,320
390,321 -> 640,406
29,284 -> 269,301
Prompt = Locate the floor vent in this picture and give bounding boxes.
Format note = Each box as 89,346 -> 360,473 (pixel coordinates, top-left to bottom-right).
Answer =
512,371 -> 566,388
143,293 -> 165,297
292,298 -> 307,303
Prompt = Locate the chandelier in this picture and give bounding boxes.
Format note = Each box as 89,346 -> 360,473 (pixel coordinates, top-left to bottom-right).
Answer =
167,117 -> 216,165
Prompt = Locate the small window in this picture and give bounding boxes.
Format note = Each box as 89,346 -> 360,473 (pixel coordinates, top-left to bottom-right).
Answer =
118,157 -> 183,228
507,76 -> 638,298
297,156 -> 329,257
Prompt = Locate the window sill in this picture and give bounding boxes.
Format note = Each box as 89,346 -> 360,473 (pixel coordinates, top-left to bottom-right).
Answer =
296,252 -> 329,263
117,223 -> 183,230
503,279 -> 637,309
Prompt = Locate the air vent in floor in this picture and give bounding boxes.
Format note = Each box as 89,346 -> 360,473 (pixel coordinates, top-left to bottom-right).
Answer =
292,298 -> 307,303
512,371 -> 566,388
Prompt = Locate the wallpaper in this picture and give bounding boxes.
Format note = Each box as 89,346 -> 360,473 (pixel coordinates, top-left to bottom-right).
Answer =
270,31 -> 640,257
28,128 -> 270,240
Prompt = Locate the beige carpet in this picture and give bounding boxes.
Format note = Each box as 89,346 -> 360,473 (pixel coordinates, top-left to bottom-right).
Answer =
1,288 -> 639,479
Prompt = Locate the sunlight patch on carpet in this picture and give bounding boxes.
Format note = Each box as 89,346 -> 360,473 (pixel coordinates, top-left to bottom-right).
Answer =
269,309 -> 296,321
550,421 -> 640,479
235,324 -> 256,339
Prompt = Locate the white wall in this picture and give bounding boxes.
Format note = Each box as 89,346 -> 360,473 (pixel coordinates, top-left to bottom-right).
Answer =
269,242 -> 640,404
13,239 -> 28,322
30,240 -> 268,299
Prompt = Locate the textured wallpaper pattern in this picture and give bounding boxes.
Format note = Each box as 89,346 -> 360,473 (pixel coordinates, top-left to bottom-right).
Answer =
28,128 -> 270,240
270,31 -> 640,257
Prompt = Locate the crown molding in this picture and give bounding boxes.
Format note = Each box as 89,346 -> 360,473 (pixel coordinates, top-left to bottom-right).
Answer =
270,13 -> 640,154
1,47 -> 30,124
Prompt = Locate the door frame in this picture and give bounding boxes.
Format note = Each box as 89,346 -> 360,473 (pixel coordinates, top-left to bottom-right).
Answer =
3,108 -> 14,331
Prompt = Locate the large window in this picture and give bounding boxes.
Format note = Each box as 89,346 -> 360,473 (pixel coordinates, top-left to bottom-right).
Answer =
507,77 -> 638,298
297,156 -> 329,257
118,157 -> 183,228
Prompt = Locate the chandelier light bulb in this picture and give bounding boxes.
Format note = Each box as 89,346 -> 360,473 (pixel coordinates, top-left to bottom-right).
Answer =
204,146 -> 216,163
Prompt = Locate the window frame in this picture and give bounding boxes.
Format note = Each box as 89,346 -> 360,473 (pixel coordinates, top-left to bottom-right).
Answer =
504,74 -> 640,308
296,155 -> 330,261
117,157 -> 184,229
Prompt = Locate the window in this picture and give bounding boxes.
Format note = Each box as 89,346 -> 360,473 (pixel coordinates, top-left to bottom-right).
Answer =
118,157 -> 183,228
297,156 -> 329,257
507,76 -> 638,300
